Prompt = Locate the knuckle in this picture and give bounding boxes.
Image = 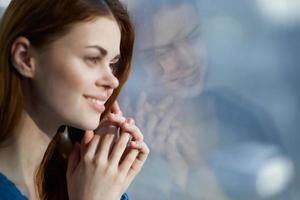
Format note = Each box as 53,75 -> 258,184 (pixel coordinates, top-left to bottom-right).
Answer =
139,133 -> 144,141
106,165 -> 117,176
118,137 -> 129,148
128,117 -> 134,123
126,155 -> 135,164
108,125 -> 118,133
83,154 -> 93,163
133,126 -> 143,140
131,164 -> 141,173
144,144 -> 150,154
92,157 -> 106,168
104,133 -> 115,142
135,166 -> 142,173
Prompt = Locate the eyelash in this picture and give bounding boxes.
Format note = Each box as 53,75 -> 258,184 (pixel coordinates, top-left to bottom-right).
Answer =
87,57 -> 118,71
88,57 -> 100,65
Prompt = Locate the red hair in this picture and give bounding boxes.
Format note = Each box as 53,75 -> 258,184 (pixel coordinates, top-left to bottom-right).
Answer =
0,0 -> 134,199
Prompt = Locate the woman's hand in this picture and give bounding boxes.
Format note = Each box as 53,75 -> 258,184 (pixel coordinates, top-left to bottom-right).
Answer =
66,101 -> 150,200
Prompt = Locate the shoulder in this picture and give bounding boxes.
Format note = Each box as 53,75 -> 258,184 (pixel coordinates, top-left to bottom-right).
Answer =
0,172 -> 28,200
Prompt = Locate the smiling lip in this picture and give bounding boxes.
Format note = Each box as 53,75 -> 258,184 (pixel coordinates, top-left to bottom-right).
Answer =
84,95 -> 106,113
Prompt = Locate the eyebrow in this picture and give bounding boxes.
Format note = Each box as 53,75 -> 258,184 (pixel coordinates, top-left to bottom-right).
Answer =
85,45 -> 120,61
186,24 -> 201,39
140,24 -> 202,53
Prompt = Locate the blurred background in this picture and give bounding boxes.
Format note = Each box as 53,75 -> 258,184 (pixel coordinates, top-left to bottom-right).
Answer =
1,0 -> 300,199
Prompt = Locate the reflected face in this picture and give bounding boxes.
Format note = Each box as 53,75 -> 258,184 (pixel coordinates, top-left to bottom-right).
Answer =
137,3 -> 206,98
31,17 -> 121,130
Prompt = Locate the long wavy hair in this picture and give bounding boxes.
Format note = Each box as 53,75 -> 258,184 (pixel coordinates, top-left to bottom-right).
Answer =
0,0 -> 134,199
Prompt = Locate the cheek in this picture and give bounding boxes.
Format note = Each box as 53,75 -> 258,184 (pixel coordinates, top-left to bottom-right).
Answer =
37,59 -> 92,112
31,51 -> 103,129
51,68 -> 85,97
45,65 -> 102,129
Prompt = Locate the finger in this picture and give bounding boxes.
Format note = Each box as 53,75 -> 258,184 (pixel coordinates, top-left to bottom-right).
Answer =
108,131 -> 131,167
107,113 -> 126,126
145,113 -> 159,139
121,121 -> 144,142
80,130 -> 94,158
137,92 -> 147,113
127,117 -> 134,124
128,141 -> 150,165
157,96 -> 174,111
67,142 -> 81,179
94,119 -> 116,136
95,125 -> 119,162
136,92 -> 147,126
122,95 -> 133,116
119,148 -> 139,176
117,118 -> 135,164
158,108 -> 178,133
126,141 -> 150,178
84,134 -> 101,160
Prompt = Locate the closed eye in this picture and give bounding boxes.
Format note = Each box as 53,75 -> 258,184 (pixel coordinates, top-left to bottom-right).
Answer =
86,56 -> 119,73
87,57 -> 101,65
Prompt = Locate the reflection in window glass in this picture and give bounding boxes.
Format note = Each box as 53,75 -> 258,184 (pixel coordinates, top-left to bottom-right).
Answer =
120,0 -> 300,199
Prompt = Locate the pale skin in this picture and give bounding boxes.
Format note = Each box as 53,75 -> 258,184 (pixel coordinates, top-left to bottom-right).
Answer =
0,16 -> 149,200
67,102 -> 149,200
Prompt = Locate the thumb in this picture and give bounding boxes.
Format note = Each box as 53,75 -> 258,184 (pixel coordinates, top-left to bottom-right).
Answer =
66,142 -> 81,180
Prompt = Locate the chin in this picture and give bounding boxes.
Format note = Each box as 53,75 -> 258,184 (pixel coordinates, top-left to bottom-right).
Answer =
68,114 -> 102,131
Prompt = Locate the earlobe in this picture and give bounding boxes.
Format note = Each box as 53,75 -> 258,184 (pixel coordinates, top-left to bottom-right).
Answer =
10,36 -> 36,78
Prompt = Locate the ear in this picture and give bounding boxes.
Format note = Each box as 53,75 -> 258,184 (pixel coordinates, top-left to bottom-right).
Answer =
10,36 -> 37,78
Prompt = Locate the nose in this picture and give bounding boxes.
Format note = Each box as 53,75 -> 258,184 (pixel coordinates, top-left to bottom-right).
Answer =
95,64 -> 119,89
174,42 -> 195,68
156,42 -> 195,77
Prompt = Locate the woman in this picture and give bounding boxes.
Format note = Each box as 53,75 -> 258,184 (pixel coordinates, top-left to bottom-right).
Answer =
119,0 -> 206,196
0,0 -> 149,199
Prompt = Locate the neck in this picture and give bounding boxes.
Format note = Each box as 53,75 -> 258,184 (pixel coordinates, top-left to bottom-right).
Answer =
0,109 -> 60,198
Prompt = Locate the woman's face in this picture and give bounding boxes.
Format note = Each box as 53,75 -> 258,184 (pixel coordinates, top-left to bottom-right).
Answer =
136,2 -> 206,98
30,17 -> 121,131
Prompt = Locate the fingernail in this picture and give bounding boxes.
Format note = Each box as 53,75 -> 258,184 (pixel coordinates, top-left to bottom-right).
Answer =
130,118 -> 135,124
123,122 -> 129,128
130,141 -> 141,148
120,116 -> 126,122
108,113 -> 115,118
127,117 -> 134,124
